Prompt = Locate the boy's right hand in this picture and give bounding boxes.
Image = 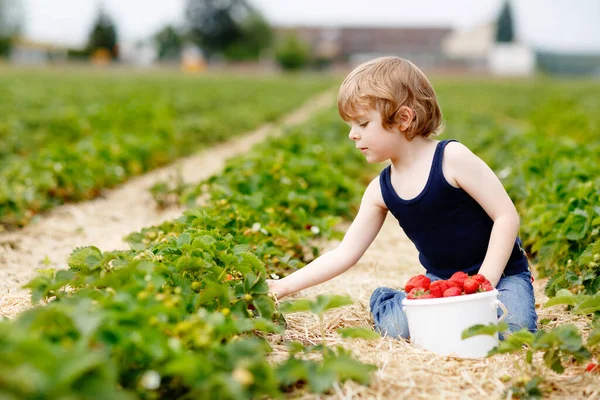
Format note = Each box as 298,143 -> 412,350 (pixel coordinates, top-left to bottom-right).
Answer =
266,279 -> 287,300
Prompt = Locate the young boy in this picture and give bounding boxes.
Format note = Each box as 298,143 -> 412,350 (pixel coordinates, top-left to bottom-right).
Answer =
267,56 -> 537,339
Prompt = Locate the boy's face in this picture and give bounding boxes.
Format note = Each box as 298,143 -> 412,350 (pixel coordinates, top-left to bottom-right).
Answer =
347,108 -> 402,163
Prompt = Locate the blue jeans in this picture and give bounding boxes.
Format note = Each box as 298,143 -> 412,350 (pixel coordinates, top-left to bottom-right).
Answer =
369,270 -> 538,340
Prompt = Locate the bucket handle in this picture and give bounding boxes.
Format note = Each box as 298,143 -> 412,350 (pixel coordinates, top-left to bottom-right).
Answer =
496,300 -> 508,323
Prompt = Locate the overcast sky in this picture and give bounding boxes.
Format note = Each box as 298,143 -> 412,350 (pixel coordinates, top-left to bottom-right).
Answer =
21,0 -> 600,53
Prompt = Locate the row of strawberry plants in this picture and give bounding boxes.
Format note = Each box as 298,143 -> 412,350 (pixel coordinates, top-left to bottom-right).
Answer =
437,80 -> 600,396
0,111 -> 379,399
437,79 -> 600,297
0,70 -> 335,228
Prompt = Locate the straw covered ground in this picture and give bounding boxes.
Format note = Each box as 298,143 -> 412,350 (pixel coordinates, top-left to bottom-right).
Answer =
268,216 -> 600,399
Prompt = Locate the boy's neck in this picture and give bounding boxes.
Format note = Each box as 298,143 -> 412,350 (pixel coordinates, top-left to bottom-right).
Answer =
389,135 -> 438,170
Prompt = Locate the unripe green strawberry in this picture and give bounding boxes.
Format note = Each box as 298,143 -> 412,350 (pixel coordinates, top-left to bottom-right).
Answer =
463,277 -> 480,294
405,274 -> 431,293
443,287 -> 462,297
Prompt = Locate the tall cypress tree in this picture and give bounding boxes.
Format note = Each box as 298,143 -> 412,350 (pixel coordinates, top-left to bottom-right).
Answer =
496,0 -> 515,43
86,6 -> 119,59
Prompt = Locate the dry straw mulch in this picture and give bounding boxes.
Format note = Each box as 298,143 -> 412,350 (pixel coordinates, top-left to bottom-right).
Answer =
268,217 -> 600,399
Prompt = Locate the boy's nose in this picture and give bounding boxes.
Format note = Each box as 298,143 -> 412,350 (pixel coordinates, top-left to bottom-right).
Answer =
348,129 -> 360,141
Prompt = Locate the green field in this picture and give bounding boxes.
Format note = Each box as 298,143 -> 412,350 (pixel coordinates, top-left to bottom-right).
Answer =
0,69 -> 335,228
0,72 -> 599,399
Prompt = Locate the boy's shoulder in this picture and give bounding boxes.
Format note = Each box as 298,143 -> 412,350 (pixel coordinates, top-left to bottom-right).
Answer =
444,140 -> 473,159
364,175 -> 388,211
443,141 -> 480,167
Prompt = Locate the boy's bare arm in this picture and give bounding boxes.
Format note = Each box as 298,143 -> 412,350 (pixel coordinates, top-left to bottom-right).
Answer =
268,178 -> 388,299
445,142 -> 520,287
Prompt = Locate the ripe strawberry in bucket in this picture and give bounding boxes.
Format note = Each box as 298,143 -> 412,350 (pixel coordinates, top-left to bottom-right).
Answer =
463,277 -> 480,294
403,272 -> 494,300
404,274 -> 430,293
443,287 -> 462,297
429,280 -> 448,298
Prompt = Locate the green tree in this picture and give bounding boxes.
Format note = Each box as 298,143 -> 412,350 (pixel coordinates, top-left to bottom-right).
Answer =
86,6 -> 119,59
496,0 -> 515,43
154,25 -> 183,61
0,0 -> 22,58
223,12 -> 273,61
186,0 -> 272,61
274,33 -> 310,71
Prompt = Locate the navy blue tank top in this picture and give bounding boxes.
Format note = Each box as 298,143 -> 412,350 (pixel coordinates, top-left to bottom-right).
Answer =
379,139 -> 528,278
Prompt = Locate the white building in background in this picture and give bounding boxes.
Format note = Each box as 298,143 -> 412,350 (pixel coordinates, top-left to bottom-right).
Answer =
488,42 -> 536,76
442,22 -> 536,76
119,41 -> 156,67
10,39 -> 68,65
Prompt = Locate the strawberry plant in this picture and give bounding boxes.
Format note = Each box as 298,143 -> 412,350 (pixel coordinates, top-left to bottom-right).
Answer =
0,70 -> 335,228
0,110 -> 378,399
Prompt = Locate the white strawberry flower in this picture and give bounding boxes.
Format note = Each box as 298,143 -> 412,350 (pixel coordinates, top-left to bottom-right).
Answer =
140,370 -> 161,390
310,226 -> 320,235
270,273 -> 280,280
251,222 -> 261,232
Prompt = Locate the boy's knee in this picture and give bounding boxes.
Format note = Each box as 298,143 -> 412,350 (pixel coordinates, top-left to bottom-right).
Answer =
369,288 -> 410,340
369,287 -> 399,312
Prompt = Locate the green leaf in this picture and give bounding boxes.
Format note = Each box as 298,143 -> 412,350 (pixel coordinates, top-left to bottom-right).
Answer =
307,363 -> 336,393
323,352 -> 377,385
310,294 -> 353,315
544,289 -> 577,307
462,322 -> 509,339
573,295 -> 600,314
338,327 -> 381,340
67,246 -> 103,271
251,295 -> 275,318
276,358 -> 308,387
285,341 -> 306,355
279,299 -> 313,314
586,326 -> 600,348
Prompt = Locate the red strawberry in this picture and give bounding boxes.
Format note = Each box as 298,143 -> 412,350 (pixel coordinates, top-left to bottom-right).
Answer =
463,277 -> 480,294
420,294 -> 435,299
481,281 -> 494,292
446,279 -> 462,290
586,363 -> 598,372
429,280 -> 448,298
405,274 -> 431,293
443,287 -> 462,297
450,271 -> 468,286
407,288 -> 427,299
472,274 -> 488,284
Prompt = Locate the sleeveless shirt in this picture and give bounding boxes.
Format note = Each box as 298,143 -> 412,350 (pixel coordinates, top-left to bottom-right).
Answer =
379,139 -> 528,278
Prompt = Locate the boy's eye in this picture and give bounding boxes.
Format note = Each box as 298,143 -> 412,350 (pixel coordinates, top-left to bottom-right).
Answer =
359,121 -> 369,128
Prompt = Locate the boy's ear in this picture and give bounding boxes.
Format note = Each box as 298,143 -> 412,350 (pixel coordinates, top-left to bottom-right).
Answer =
396,106 -> 415,132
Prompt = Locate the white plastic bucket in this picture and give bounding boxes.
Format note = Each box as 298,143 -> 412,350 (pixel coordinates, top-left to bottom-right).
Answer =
402,289 -> 507,358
